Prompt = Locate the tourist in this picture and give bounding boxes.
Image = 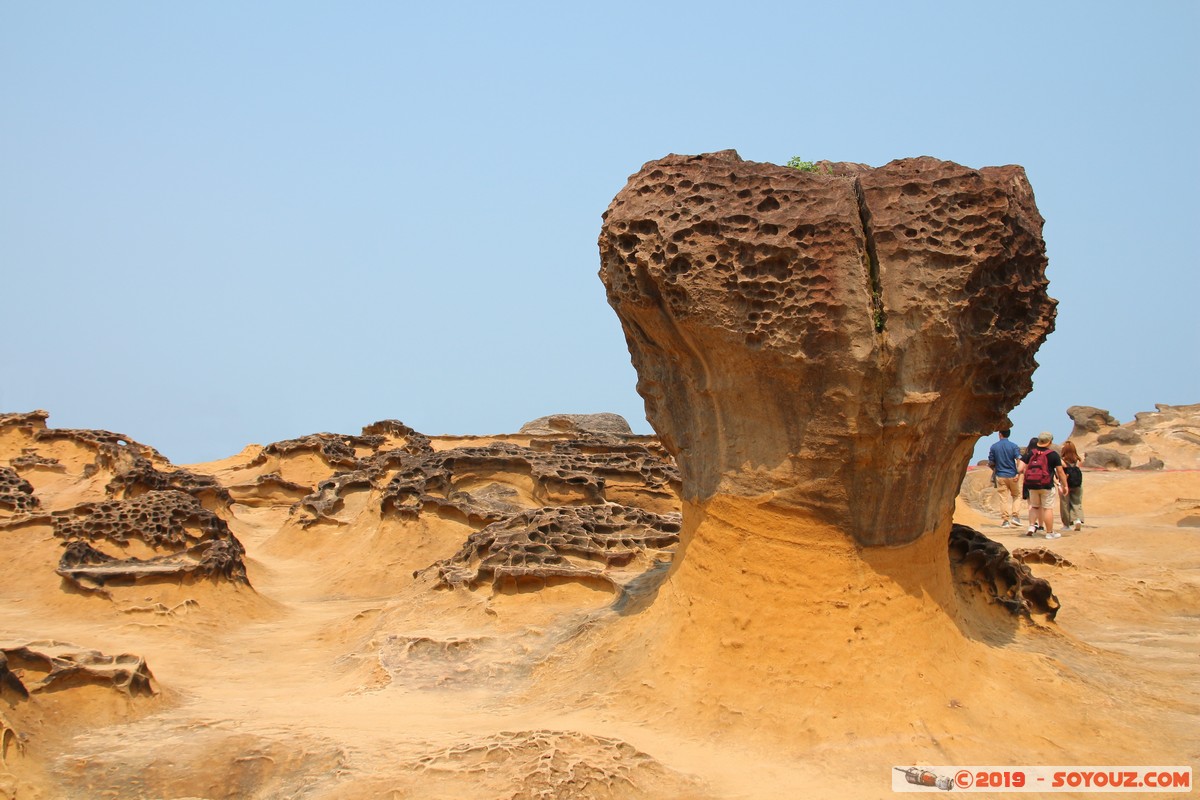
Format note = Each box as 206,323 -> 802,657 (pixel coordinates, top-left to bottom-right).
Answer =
987,429 -> 1022,528
1059,440 -> 1085,531
1021,436 -> 1041,531
1019,432 -> 1068,539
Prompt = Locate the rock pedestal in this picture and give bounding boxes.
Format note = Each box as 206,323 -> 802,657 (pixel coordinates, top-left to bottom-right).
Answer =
599,151 -> 1055,546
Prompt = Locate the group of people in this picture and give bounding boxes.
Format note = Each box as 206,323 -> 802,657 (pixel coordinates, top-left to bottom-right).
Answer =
987,429 -> 1085,539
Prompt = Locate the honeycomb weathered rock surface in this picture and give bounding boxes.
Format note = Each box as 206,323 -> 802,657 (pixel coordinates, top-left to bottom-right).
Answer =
949,525 -> 1059,619
49,490 -> 248,589
425,504 -> 681,590
379,440 -> 679,526
0,467 -> 38,513
599,150 -> 1055,546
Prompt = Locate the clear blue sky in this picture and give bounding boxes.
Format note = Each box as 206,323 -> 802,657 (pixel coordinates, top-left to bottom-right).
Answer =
3,2 -> 1197,464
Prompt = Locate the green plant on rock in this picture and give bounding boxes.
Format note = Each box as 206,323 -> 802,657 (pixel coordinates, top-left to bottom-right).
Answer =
786,156 -> 818,172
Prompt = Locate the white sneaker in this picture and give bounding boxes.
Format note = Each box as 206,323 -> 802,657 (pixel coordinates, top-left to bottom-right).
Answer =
1045,532 -> 1061,539
1073,520 -> 1082,531
1000,520 -> 1011,528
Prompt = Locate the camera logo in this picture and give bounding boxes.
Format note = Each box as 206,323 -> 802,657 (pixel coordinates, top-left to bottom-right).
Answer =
895,767 -> 954,791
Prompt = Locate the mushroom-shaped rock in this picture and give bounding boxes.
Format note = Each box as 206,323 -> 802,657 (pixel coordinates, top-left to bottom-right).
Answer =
599,150 -> 1055,546
1066,405 -> 1120,438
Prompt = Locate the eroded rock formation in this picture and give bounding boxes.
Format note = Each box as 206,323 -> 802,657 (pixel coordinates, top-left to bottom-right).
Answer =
424,504 -> 680,590
245,422 -> 680,530
1084,448 -> 1133,470
949,526 -> 1060,618
599,150 -> 1055,545
50,490 -> 248,590
0,410 -> 168,464
2,411 -> 683,600
0,641 -> 155,697
0,409 -> 226,509
379,440 -> 679,526
1066,405 -> 1121,438
265,423 -> 684,591
103,456 -> 232,508
1065,403 -> 1200,470
0,466 -> 38,513
518,413 -> 634,437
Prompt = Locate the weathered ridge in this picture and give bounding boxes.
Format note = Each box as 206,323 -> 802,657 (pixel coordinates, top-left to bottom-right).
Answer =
0,410 -> 681,599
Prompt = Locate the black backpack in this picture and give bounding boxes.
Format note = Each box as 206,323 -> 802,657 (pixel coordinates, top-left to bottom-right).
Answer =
1064,464 -> 1083,488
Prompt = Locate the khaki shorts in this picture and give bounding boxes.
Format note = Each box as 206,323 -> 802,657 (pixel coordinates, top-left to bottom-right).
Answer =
1027,487 -> 1056,509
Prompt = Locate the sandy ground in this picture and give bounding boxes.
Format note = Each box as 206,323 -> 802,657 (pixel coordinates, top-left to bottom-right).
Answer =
1,435 -> 1197,799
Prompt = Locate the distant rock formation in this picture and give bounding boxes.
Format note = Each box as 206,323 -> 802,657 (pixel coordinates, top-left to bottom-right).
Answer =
1084,448 -> 1133,470
1066,405 -> 1120,438
599,150 -> 1055,545
519,413 -> 634,437
1065,403 -> 1200,470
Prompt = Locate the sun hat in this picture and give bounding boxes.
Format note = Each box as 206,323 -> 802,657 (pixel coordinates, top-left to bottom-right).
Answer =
1037,431 -> 1053,445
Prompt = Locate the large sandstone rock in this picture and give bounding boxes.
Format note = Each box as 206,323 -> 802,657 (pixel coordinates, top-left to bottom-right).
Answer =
1066,405 -> 1120,439
599,151 -> 1055,545
1083,448 -> 1132,470
518,413 -> 634,437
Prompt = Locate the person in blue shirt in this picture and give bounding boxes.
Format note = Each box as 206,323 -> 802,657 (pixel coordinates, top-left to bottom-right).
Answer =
987,429 -> 1023,528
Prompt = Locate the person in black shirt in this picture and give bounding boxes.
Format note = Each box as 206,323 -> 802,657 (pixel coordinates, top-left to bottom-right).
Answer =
1019,431 -> 1069,539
